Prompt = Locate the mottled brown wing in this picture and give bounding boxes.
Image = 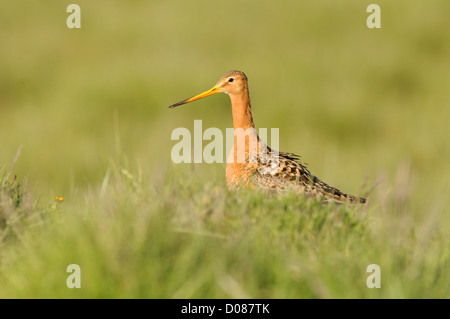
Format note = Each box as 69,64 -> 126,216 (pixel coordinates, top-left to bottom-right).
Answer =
253,148 -> 366,203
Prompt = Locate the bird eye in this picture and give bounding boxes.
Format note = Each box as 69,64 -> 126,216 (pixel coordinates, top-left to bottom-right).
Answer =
228,78 -> 234,83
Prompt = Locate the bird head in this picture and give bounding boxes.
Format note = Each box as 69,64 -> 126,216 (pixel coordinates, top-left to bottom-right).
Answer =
168,70 -> 248,108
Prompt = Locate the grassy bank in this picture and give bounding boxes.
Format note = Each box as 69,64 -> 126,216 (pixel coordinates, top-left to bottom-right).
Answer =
0,162 -> 448,298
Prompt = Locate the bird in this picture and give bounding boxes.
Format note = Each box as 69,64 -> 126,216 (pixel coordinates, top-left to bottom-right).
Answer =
169,70 -> 366,204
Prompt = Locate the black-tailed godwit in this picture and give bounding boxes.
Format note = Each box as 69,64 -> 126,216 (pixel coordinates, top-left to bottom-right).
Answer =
169,70 -> 366,203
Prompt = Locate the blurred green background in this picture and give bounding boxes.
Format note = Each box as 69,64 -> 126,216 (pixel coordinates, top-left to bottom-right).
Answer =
1,0 -> 449,202
0,1 -> 449,193
0,0 -> 449,298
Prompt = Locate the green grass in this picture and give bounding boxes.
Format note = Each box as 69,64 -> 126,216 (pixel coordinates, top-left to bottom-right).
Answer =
0,162 -> 448,298
0,0 -> 449,298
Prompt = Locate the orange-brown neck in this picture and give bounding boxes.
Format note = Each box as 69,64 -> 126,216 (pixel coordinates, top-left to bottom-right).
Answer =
229,87 -> 255,130
226,87 -> 261,188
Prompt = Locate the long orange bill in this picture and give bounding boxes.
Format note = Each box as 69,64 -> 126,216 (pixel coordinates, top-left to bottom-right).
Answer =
168,85 -> 220,108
